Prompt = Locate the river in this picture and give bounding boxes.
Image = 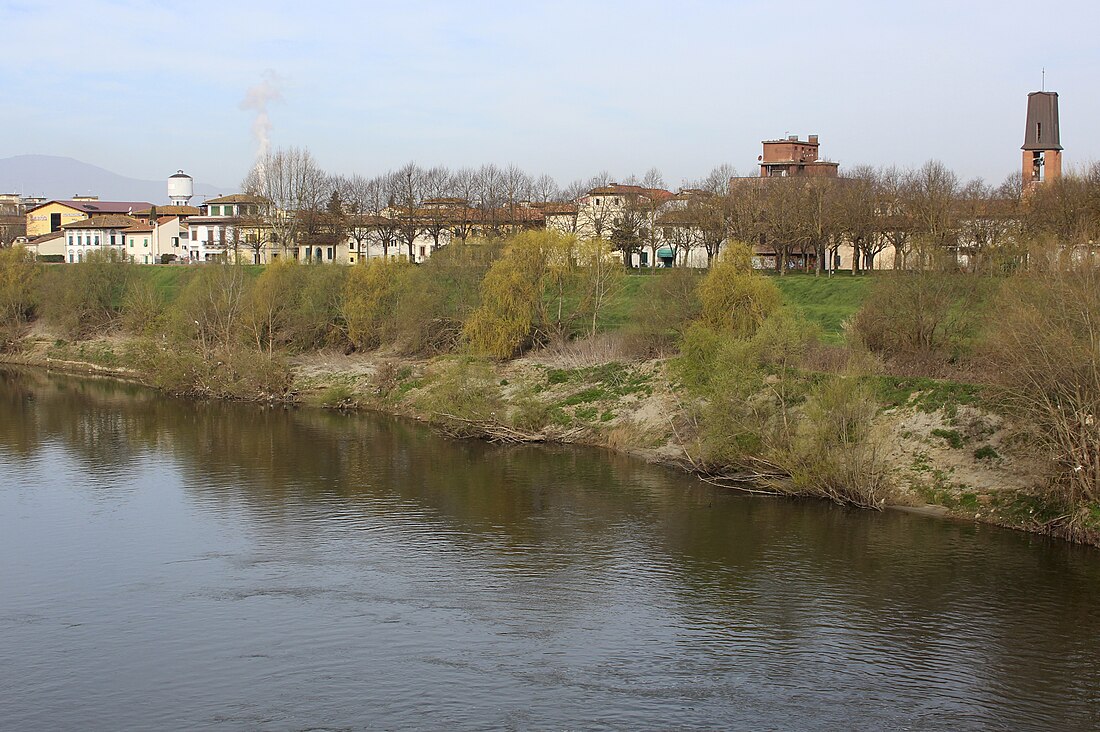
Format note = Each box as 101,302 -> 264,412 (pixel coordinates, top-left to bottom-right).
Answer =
1,368 -> 1098,730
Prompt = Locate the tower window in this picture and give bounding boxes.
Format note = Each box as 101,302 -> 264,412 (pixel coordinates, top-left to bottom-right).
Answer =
1037,122 -> 1042,143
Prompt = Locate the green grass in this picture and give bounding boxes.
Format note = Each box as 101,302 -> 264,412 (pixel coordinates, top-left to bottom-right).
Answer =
931,428 -> 965,449
768,272 -> 874,343
872,375 -> 984,413
131,265 -> 265,305
587,270 -> 872,343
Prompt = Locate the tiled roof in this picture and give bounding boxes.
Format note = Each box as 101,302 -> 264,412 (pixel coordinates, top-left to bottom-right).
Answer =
586,184 -> 674,202
536,203 -> 578,215
123,223 -> 155,233
28,231 -> 64,244
134,205 -> 201,216
61,214 -> 142,230
30,199 -> 154,215
203,193 -> 266,205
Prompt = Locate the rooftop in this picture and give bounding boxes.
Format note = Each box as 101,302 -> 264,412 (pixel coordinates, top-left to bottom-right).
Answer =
60,214 -> 142,230
203,193 -> 266,205
29,199 -> 154,215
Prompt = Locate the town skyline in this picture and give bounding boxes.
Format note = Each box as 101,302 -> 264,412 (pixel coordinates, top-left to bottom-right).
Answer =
4,1 -> 1100,189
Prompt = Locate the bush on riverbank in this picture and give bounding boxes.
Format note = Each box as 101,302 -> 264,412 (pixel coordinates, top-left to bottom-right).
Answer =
986,267 -> 1100,508
39,250 -> 134,337
0,247 -> 39,325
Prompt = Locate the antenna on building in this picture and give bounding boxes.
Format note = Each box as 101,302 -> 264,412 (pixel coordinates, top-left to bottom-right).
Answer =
1042,67 -> 1046,91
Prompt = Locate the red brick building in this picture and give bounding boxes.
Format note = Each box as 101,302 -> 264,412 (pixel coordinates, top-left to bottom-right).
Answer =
758,134 -> 839,178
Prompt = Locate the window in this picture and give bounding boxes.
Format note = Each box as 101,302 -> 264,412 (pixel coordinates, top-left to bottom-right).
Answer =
210,205 -> 220,216
144,238 -> 149,247
172,237 -> 179,248
327,247 -> 334,260
110,235 -> 116,246
94,235 -> 99,246
419,246 -> 426,258
130,238 -> 135,248
68,235 -> 73,246
1037,122 -> 1042,143
191,229 -> 197,240
77,235 -> 82,246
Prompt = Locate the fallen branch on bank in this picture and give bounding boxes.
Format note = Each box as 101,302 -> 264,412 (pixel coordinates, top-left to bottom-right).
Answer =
432,413 -> 585,444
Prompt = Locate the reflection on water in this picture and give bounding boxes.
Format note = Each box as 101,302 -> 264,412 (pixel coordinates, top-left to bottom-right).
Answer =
1,368 -> 1098,730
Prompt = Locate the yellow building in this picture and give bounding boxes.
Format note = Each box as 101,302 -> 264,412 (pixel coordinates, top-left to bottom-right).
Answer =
25,197 -> 154,237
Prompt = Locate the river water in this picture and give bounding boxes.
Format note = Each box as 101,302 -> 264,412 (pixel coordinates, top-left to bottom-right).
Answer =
1,368 -> 1098,731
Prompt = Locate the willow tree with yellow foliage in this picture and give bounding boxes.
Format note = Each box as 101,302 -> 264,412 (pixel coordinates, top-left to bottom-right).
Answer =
464,230 -> 578,358
343,257 -> 414,350
696,241 -> 781,337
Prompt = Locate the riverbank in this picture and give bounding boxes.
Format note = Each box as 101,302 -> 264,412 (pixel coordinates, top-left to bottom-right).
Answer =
5,328 -> 1096,547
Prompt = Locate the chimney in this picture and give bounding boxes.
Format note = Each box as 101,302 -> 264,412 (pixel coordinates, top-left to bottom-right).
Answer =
808,135 -> 819,145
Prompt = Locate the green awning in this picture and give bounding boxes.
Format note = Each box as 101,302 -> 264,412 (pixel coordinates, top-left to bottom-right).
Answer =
657,248 -> 675,258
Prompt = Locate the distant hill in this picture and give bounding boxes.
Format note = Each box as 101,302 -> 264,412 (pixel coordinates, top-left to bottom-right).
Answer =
0,155 -> 233,203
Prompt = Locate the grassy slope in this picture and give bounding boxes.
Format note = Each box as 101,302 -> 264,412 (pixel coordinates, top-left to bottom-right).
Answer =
133,264 -> 872,341
603,270 -> 873,342
135,265 -> 265,304
768,272 -> 874,343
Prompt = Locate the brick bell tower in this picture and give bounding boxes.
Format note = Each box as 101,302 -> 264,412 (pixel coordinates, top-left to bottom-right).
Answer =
1022,91 -> 1062,188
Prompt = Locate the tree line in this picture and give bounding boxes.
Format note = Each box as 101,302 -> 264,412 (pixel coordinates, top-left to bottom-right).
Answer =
227,147 -> 1100,276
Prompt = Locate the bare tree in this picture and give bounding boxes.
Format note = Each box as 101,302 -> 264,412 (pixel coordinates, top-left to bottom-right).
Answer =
448,167 -> 480,242
641,167 -> 666,190
389,162 -> 427,260
340,174 -> 381,262
906,160 -> 960,270
242,146 -> 328,259
697,163 -> 737,194
531,173 -> 560,203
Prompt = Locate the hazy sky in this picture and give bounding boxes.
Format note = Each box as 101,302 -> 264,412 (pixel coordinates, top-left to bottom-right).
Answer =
4,0 -> 1098,190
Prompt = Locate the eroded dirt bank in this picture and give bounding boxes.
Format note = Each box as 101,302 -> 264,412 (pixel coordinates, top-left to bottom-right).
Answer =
4,332 -> 1092,547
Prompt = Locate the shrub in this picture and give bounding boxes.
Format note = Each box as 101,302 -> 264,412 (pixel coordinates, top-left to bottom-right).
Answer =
0,246 -> 39,325
121,277 -> 167,335
343,257 -> 414,350
293,263 -> 348,350
782,376 -> 889,507
464,232 -> 558,358
985,268 -> 1100,504
39,249 -> 133,337
625,267 -> 703,356
391,242 -> 496,355
696,242 -> 781,337
850,272 -> 985,360
128,338 -> 290,400
412,358 -> 504,433
244,258 -> 302,353
171,264 -> 251,353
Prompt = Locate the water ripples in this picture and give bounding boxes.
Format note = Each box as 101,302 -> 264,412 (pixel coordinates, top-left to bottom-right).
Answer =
2,371 -> 1100,730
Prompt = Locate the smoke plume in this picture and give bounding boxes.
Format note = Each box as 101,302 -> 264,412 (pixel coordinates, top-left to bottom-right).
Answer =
240,70 -> 282,160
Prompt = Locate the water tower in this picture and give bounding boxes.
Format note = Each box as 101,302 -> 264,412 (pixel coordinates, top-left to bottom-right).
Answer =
167,170 -> 194,206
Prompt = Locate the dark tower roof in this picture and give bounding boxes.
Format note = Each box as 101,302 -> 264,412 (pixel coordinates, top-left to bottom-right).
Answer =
1022,91 -> 1061,151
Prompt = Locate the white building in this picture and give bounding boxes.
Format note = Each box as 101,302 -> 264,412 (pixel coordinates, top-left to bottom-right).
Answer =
184,194 -> 267,262
61,215 -> 140,262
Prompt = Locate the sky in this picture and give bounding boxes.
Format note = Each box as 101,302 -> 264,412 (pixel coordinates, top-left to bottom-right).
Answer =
3,0 -> 1099,191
